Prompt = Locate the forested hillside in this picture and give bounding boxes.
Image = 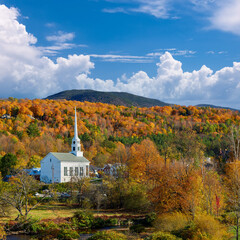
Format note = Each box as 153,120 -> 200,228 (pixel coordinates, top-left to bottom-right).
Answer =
2,98 -> 240,238
0,97 -> 238,170
46,89 -> 169,107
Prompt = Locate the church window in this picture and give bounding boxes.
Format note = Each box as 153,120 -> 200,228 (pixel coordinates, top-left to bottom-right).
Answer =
50,159 -> 51,162
73,147 -> 75,151
70,167 -> 73,176
78,147 -> 80,151
86,165 -> 89,176
75,167 -> 79,176
73,141 -> 75,144
64,167 -> 68,176
80,167 -> 83,176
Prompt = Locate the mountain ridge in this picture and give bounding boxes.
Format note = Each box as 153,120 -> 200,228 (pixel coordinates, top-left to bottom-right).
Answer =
45,89 -> 239,111
45,89 -> 170,108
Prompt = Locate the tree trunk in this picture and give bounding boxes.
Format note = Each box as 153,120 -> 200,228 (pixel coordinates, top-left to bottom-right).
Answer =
237,214 -> 239,240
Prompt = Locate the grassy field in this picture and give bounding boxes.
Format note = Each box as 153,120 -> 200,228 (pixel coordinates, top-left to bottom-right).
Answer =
0,203 -> 143,223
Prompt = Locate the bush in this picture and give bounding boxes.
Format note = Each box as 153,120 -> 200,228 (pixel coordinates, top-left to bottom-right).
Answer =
145,212 -> 157,226
194,214 -> 229,240
92,217 -> 106,228
87,231 -> 127,240
0,225 -> 6,240
172,215 -> 230,240
130,224 -> 145,233
154,212 -> 188,233
72,210 -> 94,229
146,231 -> 181,240
123,183 -> 150,211
92,217 -> 118,229
58,229 -> 79,240
105,218 -> 118,226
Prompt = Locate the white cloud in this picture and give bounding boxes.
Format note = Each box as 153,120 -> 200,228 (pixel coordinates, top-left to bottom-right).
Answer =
75,52 -> 240,108
104,0 -> 171,19
46,31 -> 75,43
147,49 -> 196,57
131,0 -> 170,19
90,54 -> 152,63
1,4 -> 240,108
102,7 -> 127,13
209,0 -> 240,35
0,4 -> 94,98
103,0 -> 240,36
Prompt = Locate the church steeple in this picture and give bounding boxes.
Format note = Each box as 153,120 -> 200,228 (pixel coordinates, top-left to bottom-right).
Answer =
71,108 -> 83,157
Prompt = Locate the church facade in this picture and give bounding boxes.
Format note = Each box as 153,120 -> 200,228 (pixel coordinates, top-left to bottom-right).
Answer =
40,109 -> 90,183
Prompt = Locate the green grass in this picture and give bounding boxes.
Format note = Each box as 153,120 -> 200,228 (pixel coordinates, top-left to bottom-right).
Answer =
0,203 -> 144,223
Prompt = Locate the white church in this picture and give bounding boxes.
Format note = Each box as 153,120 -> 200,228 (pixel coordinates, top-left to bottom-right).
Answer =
40,109 -> 90,183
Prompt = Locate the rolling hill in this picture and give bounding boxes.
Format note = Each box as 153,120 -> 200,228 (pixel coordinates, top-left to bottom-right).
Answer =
196,104 -> 239,112
45,89 -> 170,108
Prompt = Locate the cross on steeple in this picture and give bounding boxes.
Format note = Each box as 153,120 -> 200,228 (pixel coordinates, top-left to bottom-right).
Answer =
71,108 -> 83,157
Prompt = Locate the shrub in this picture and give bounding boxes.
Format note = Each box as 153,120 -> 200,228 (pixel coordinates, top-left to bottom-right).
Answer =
146,231 -> 181,240
105,218 -> 118,226
130,224 -> 145,233
123,183 -> 150,211
172,215 -> 230,240
92,217 -> 106,228
58,229 -> 79,240
0,225 -> 6,240
154,212 -> 188,233
92,217 -> 118,229
72,210 -> 94,229
87,231 -> 127,240
145,212 -> 157,226
194,214 -> 229,240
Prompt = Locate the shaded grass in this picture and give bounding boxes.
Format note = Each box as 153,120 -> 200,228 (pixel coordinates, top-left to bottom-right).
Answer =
0,203 -> 144,223
0,203 -> 78,223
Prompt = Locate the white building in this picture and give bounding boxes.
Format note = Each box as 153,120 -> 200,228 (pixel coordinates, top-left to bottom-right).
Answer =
40,109 -> 90,183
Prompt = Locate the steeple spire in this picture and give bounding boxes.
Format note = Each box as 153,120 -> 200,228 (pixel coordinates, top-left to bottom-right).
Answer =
74,107 -> 78,139
71,108 -> 83,157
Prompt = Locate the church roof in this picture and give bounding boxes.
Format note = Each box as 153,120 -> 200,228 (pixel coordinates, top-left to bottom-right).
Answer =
50,152 -> 90,163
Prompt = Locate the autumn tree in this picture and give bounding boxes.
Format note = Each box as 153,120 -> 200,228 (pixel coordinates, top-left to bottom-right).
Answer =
150,133 -> 174,166
128,139 -> 164,182
68,176 -> 90,207
230,125 -> 240,161
0,170 -> 42,220
174,130 -> 205,170
225,161 -> 240,240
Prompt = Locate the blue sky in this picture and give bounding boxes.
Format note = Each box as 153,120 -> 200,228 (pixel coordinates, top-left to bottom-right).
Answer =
1,0 -> 240,108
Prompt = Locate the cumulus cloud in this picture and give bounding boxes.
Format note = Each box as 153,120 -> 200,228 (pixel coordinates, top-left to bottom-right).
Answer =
1,4 -> 240,108
0,4 -> 94,98
75,52 -> 240,108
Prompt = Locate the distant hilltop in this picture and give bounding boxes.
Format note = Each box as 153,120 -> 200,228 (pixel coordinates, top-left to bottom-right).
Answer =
45,89 -> 239,111
196,104 -> 239,112
45,89 -> 170,108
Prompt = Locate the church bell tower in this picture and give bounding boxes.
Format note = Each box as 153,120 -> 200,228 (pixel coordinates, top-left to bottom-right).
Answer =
71,108 -> 83,157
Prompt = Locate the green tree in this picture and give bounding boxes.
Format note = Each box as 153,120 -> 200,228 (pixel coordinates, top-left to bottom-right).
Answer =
27,122 -> 40,137
0,153 -> 17,177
